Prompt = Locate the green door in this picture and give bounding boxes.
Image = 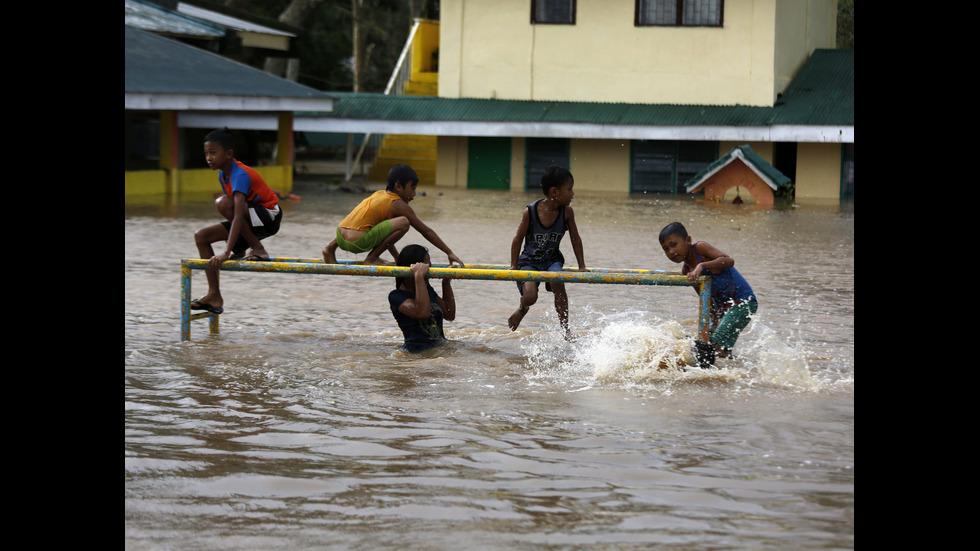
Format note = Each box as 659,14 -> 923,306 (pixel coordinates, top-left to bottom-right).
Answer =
467,137 -> 511,189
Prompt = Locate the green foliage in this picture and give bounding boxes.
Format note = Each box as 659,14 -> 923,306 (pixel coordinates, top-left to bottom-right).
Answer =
234,0 -> 419,92
774,181 -> 796,202
837,0 -> 853,49
296,2 -> 356,90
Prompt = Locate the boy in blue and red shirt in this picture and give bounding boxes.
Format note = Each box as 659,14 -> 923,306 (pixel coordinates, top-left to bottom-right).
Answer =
191,127 -> 283,315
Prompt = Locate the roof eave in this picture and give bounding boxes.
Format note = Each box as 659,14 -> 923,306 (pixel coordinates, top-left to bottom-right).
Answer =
125,93 -> 335,112
292,118 -> 851,142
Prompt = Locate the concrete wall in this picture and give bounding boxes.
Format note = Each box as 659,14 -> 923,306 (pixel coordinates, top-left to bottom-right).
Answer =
436,136 -> 467,189
511,137 -> 527,191
411,19 -> 441,74
125,164 -> 293,204
774,0 -> 838,98
125,170 -> 170,198
569,139 -> 631,193
795,142 -> 842,204
438,0 -> 836,106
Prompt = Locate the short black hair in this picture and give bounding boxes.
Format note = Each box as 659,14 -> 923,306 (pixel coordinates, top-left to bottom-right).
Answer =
659,222 -> 688,243
395,244 -> 429,288
541,164 -> 573,195
204,127 -> 234,151
387,163 -> 419,191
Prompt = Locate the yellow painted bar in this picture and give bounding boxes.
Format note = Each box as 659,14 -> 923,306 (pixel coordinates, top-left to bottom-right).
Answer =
179,258 -> 710,341
180,258 -> 692,285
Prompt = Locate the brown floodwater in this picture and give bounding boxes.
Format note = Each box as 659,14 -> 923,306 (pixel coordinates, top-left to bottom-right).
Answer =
125,182 -> 853,550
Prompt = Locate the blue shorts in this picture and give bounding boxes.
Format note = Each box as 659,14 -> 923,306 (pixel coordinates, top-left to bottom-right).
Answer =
516,261 -> 563,294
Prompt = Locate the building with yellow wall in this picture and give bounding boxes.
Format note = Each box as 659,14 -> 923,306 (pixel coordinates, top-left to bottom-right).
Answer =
126,0 -> 852,205
430,0 -> 851,204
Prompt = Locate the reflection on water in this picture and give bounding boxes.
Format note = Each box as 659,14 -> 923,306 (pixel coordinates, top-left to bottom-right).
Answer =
125,183 -> 853,550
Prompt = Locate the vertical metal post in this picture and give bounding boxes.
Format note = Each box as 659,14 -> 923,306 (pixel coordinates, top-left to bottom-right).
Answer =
180,261 -> 191,342
697,276 -> 712,342
345,133 -> 353,182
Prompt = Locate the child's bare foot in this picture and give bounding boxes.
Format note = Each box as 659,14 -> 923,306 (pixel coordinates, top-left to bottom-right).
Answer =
363,256 -> 392,266
564,331 -> 576,342
508,307 -> 528,331
322,243 -> 337,264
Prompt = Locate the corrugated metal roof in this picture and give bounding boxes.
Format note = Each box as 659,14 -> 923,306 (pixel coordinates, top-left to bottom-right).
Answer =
771,49 -> 853,126
177,2 -> 296,37
125,24 -> 330,99
125,0 -> 225,39
306,49 -> 851,129
305,94 -> 778,126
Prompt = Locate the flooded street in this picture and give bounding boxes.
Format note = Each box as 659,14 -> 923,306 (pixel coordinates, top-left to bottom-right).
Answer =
125,182 -> 853,550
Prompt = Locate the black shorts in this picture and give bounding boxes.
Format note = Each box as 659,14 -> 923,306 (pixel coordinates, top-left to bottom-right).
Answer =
515,261 -> 563,295
221,205 -> 283,255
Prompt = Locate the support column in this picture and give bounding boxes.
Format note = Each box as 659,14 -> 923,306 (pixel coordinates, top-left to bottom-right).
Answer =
159,110 -> 179,205
345,133 -> 354,182
277,112 -> 294,192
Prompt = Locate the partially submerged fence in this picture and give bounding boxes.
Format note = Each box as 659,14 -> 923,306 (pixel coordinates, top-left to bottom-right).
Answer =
179,257 -> 712,346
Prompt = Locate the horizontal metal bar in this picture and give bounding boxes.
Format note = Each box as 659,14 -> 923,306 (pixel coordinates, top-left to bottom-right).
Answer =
179,258 -> 696,286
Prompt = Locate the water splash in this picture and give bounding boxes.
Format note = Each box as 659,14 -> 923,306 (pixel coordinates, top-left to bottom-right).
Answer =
577,318 -> 695,379
736,323 -> 814,388
520,312 -> 846,393
521,313 -> 695,385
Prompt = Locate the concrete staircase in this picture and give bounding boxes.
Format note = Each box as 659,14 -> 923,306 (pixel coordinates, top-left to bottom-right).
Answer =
368,71 -> 438,184
403,71 -> 437,96
368,133 -> 438,184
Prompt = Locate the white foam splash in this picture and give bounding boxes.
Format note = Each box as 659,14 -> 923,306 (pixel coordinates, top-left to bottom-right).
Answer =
520,313 -> 839,393
578,319 -> 695,380
522,315 -> 696,385
736,323 -> 816,389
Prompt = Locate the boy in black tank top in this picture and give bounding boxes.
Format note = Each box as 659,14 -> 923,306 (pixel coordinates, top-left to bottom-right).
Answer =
507,165 -> 588,341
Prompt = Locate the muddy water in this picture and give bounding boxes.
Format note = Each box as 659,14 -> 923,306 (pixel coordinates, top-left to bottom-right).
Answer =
125,184 -> 854,550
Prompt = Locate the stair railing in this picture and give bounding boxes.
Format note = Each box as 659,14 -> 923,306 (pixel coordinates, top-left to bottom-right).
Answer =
347,19 -> 421,182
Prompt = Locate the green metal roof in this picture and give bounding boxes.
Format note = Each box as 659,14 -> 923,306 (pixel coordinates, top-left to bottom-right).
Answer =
771,49 -> 854,126
304,49 -> 852,129
125,0 -> 225,39
684,145 -> 792,192
125,24 -> 330,100
304,93 -> 777,126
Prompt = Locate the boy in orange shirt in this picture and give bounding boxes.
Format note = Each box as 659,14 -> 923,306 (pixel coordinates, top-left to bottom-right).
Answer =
322,164 -> 464,268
